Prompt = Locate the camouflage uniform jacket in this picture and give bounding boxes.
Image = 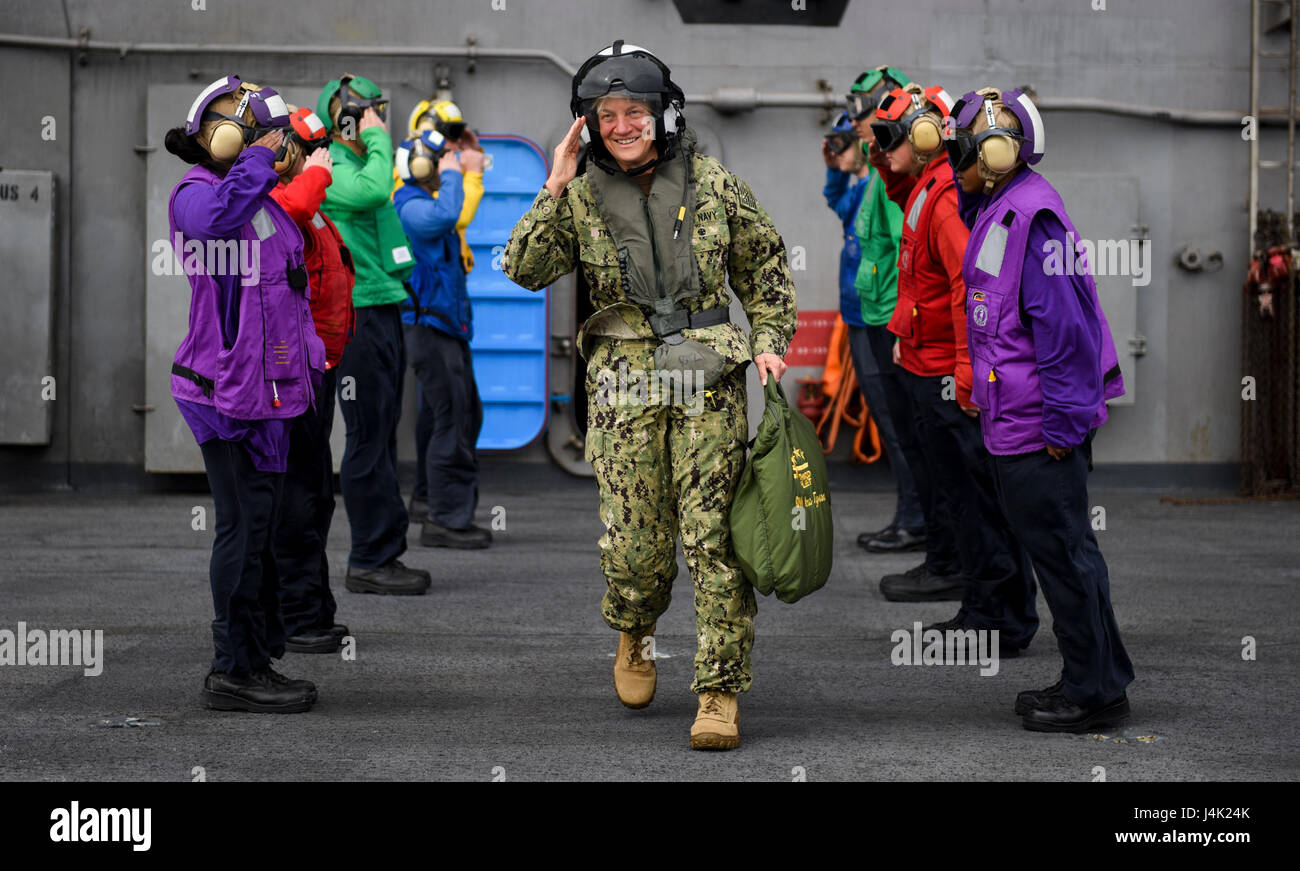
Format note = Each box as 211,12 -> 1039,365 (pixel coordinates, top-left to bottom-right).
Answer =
503,129 -> 797,372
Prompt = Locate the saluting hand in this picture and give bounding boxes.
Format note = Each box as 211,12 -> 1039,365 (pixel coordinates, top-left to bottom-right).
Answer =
304,147 -> 333,175
545,116 -> 586,199
251,129 -> 284,152
438,150 -> 463,174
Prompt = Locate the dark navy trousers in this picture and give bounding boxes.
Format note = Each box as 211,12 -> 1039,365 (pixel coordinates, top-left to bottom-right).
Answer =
992,434 -> 1135,706
902,370 -> 1039,647
272,367 -> 339,636
337,303 -> 409,568
200,438 -> 285,675
407,324 -> 482,530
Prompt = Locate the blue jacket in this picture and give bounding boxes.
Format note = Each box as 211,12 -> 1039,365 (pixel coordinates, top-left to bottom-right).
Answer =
394,171 -> 470,340
822,168 -> 867,327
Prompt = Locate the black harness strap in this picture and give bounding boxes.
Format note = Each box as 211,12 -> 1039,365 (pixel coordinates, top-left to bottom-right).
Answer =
171,363 -> 215,398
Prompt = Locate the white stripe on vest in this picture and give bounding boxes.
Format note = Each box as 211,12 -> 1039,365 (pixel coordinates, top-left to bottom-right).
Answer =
906,187 -> 928,231
975,222 -> 1009,277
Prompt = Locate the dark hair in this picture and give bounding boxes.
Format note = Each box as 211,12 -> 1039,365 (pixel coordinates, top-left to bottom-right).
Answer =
165,126 -> 208,164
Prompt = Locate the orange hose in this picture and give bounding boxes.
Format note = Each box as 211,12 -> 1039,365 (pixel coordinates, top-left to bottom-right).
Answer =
815,317 -> 882,463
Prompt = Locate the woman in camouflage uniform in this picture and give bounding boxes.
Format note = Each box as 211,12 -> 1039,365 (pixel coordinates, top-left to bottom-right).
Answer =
504,41 -> 796,751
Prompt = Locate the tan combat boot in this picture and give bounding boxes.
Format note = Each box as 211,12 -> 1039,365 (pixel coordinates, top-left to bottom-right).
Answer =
690,690 -> 740,750
613,624 -> 656,709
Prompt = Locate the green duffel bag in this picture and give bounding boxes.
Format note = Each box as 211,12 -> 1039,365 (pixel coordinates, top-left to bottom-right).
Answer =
729,377 -> 833,603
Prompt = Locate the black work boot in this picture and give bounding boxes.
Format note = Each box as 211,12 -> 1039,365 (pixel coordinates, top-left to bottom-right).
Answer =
284,627 -> 343,654
857,524 -> 895,549
1022,691 -> 1130,733
345,560 -> 431,595
420,520 -> 491,549
864,526 -> 927,553
1015,677 -> 1066,716
879,563 -> 964,602
201,669 -> 314,714
256,666 -> 318,702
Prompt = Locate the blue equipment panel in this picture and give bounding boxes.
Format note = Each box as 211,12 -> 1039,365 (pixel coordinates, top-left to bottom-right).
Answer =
467,134 -> 550,450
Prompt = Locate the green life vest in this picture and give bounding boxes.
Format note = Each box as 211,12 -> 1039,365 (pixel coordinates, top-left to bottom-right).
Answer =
584,133 -> 730,387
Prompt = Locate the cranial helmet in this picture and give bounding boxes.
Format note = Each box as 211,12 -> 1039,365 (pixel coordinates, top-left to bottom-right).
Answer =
396,130 -> 449,184
185,75 -> 291,165
947,86 -> 1045,191
410,99 -> 467,141
871,83 -> 955,164
846,66 -> 911,121
316,73 -> 388,137
273,106 -> 329,180
570,39 -> 685,176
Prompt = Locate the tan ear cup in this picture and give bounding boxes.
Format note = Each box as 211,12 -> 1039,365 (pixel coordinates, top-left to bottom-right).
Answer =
206,122 -> 246,161
910,115 -> 942,154
981,134 -> 1018,174
409,154 -> 434,181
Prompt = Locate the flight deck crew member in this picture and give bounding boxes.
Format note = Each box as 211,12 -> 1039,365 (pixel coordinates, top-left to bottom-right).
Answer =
948,88 -> 1134,731
317,74 -> 432,596
504,41 -> 797,751
842,67 -> 930,557
268,106 -> 355,654
393,130 -> 493,548
869,84 -> 1038,656
165,76 -> 323,712
402,101 -> 488,525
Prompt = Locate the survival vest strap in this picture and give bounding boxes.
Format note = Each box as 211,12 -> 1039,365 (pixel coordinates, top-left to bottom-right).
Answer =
646,301 -> 730,335
586,132 -> 711,340
172,363 -> 214,398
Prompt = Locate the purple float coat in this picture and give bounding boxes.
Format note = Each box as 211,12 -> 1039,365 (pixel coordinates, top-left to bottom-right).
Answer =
963,168 -> 1124,455
169,145 -> 324,472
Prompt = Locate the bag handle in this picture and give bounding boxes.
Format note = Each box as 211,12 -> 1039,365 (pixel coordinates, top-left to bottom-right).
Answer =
764,375 -> 788,408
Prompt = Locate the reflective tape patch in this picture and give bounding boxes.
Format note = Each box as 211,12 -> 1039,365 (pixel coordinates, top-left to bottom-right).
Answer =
392,246 -> 412,264
186,78 -> 232,127
311,212 -> 326,229
395,147 -> 412,182
975,222 -> 1008,277
251,207 -> 275,241
261,92 -> 288,120
906,187 -> 928,231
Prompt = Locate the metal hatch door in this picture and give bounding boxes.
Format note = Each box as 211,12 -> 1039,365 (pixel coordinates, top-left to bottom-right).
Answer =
466,134 -> 551,449
1049,172 -> 1142,406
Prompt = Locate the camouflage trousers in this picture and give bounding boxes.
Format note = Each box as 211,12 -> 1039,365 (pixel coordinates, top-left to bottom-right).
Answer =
584,338 -> 757,693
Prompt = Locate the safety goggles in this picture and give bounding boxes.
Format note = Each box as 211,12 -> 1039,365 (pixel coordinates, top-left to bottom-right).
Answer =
202,111 -> 285,147
845,91 -> 881,122
351,97 -> 389,122
437,120 -> 467,141
869,118 -> 909,153
825,132 -> 855,156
